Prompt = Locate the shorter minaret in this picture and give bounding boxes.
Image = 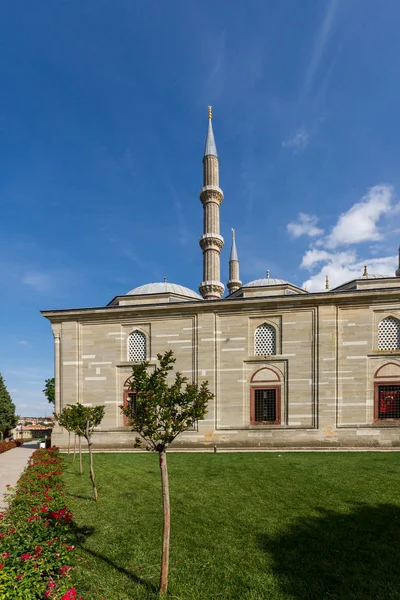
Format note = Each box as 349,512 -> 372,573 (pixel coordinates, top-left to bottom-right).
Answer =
396,247 -> 400,277
227,229 -> 242,294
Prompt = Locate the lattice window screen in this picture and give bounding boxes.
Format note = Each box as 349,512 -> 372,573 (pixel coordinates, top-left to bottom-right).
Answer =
128,331 -> 147,361
378,317 -> 400,351
254,324 -> 276,356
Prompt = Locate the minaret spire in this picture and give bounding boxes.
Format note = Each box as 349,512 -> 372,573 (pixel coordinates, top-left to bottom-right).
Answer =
227,229 -> 242,294
396,247 -> 400,277
199,106 -> 224,299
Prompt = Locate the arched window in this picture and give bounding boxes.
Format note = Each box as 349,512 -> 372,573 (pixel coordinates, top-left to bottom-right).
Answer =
128,330 -> 147,362
254,323 -> 276,356
378,317 -> 400,351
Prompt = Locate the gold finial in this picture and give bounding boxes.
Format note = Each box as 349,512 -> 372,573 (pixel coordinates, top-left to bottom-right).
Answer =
363,265 -> 368,277
208,105 -> 212,119
325,275 -> 329,290
232,228 -> 235,239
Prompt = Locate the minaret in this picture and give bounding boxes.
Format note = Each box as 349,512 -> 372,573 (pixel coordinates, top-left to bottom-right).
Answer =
227,229 -> 242,294
199,106 -> 224,299
396,247 -> 400,277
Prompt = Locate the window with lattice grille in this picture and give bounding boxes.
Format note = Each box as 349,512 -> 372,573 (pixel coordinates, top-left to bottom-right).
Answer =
251,388 -> 279,424
128,330 -> 146,361
254,324 -> 276,355
126,392 -> 137,419
378,317 -> 400,351
376,385 -> 400,419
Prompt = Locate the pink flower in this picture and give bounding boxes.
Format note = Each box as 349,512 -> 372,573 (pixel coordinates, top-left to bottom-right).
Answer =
20,553 -> 33,560
16,574 -> 23,579
3,552 -> 9,558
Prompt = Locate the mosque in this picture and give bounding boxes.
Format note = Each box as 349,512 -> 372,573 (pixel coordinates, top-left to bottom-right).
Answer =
43,108 -> 400,449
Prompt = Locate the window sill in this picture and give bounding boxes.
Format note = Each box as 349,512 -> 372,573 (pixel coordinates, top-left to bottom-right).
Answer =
117,361 -> 157,368
368,351 -> 400,357
244,356 -> 283,363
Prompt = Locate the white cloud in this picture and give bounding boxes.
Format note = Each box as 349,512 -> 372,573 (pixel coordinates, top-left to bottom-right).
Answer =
18,340 -> 28,346
301,249 -> 355,270
288,183 -> 398,292
326,184 -> 394,248
303,254 -> 396,292
287,213 -> 324,238
282,129 -> 309,151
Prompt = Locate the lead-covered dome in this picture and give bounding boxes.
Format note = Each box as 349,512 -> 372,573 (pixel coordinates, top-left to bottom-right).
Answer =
126,282 -> 202,300
243,278 -> 289,287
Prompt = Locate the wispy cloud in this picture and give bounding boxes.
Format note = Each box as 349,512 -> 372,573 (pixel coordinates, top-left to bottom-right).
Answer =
23,271 -> 53,293
18,340 -> 28,346
282,129 -> 309,151
301,0 -> 338,99
287,213 -> 323,238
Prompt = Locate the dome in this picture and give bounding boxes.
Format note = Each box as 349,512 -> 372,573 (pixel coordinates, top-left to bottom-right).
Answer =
126,282 -> 202,300
361,274 -> 390,279
243,278 -> 289,288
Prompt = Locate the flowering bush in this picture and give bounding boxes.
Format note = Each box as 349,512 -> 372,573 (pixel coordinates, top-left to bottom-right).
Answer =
0,440 -> 24,454
0,447 -> 84,600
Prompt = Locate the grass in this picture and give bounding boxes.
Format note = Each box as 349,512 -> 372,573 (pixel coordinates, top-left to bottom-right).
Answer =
64,452 -> 400,600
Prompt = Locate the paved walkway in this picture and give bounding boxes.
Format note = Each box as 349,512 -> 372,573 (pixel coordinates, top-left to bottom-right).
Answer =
0,442 -> 38,510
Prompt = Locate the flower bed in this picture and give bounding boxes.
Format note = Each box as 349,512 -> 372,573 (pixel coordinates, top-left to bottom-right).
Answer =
0,447 -> 84,600
0,440 -> 24,454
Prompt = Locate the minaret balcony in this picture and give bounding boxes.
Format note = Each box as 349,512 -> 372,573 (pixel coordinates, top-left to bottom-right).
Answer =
199,185 -> 224,204
199,233 -> 224,251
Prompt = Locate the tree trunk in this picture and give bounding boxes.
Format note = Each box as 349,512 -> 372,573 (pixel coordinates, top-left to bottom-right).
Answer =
67,430 -> 70,454
88,439 -> 98,502
159,448 -> 170,596
72,434 -> 76,463
78,435 -> 83,475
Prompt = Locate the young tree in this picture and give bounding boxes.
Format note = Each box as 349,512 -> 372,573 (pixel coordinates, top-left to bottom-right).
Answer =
121,350 -> 212,596
0,373 -> 18,439
43,377 -> 55,405
57,404 -> 105,501
54,406 -> 73,454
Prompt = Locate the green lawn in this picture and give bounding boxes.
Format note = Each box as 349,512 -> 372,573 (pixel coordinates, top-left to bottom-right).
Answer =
64,452 -> 400,600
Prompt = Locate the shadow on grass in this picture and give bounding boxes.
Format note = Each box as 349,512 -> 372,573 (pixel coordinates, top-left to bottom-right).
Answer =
71,521 -> 159,595
259,503 -> 400,600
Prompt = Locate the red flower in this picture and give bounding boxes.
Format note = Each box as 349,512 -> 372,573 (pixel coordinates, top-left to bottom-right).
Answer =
16,574 -> 23,579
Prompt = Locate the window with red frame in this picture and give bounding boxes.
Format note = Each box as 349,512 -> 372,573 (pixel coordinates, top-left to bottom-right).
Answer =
251,388 -> 279,424
377,385 -> 400,420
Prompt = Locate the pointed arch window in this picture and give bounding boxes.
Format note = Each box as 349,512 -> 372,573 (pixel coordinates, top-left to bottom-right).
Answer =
254,323 -> 276,356
378,317 -> 400,351
128,330 -> 147,362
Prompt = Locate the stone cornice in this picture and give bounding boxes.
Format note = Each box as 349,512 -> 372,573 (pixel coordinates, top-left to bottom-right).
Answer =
41,286 -> 400,323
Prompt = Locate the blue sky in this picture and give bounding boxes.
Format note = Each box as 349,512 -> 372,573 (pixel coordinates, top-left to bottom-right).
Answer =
1,0 -> 400,415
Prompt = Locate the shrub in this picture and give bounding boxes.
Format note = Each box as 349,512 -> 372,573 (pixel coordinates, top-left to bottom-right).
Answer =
0,447 -> 84,600
0,440 -> 22,454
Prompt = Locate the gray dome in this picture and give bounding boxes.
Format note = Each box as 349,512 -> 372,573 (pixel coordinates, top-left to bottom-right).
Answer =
361,274 -> 390,279
126,282 -> 202,300
244,278 -> 289,288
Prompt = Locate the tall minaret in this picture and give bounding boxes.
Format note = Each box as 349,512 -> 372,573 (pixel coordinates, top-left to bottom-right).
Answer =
199,106 -> 225,299
227,229 -> 242,294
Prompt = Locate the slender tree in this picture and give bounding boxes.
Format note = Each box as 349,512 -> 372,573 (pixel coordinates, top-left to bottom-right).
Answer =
121,350 -> 212,596
57,404 -> 105,501
0,373 -> 18,439
43,377 -> 55,405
